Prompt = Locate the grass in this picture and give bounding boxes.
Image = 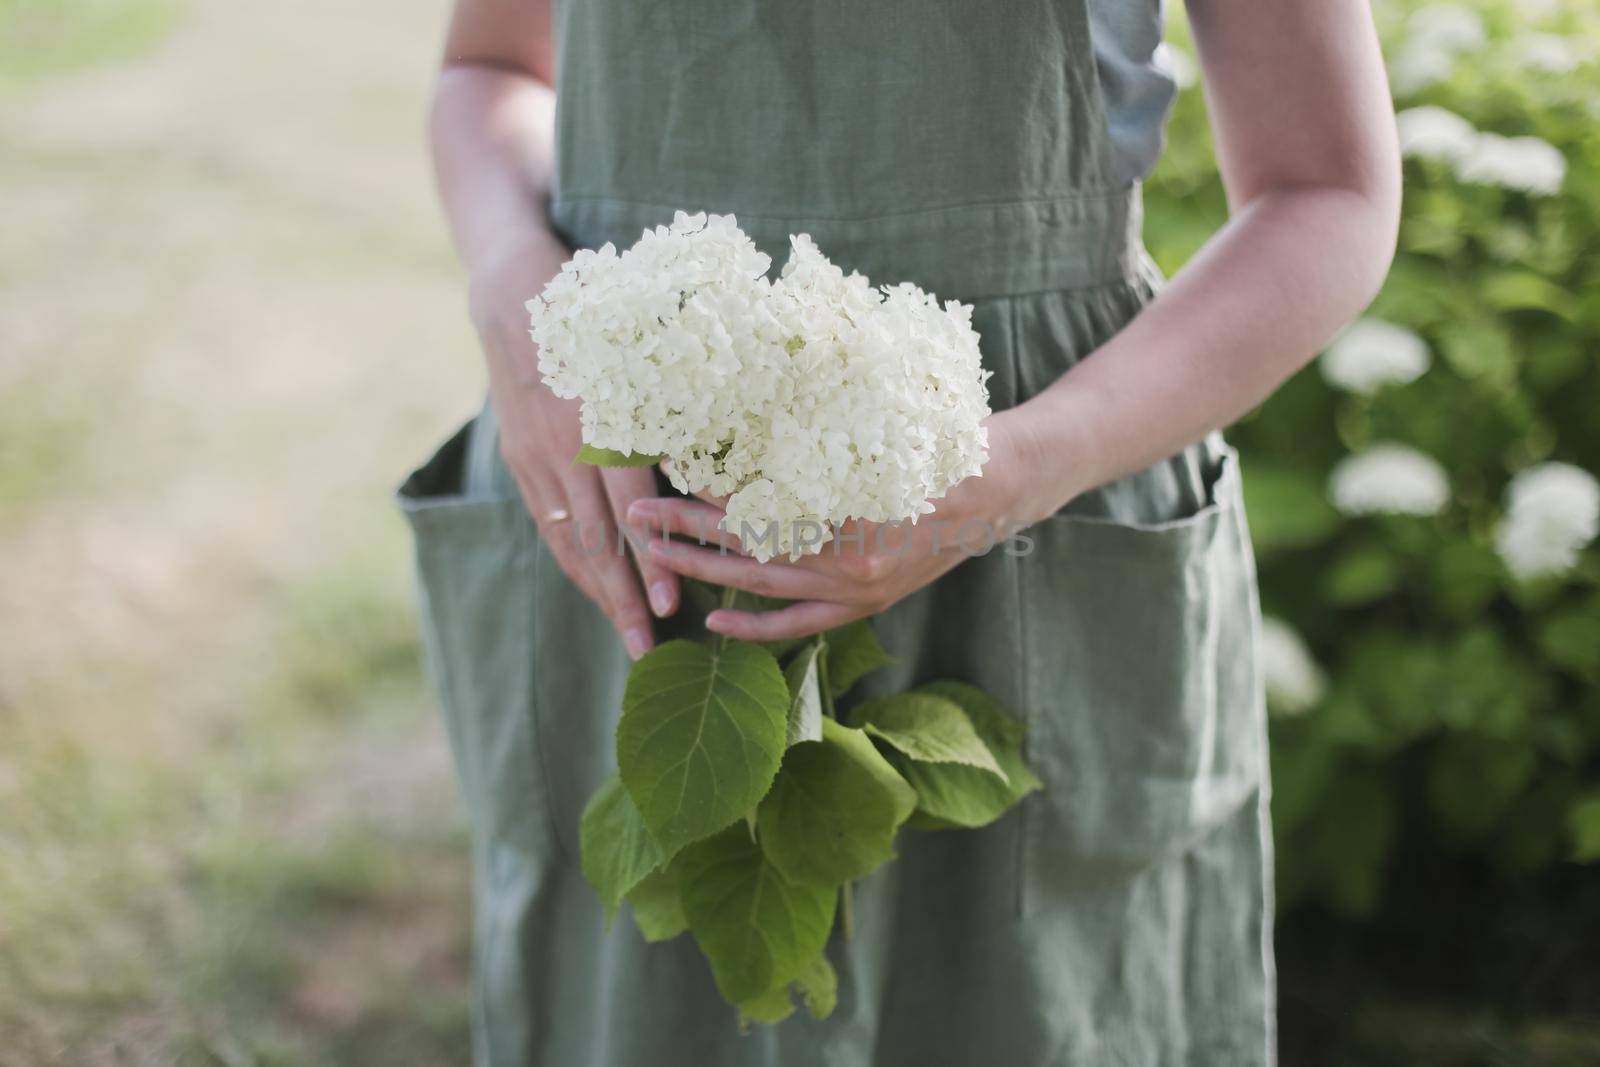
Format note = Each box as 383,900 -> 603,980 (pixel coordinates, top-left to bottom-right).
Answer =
0,1 -> 481,1059
0,0 -> 186,91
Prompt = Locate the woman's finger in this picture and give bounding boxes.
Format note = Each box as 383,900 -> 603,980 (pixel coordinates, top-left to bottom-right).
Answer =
556,468 -> 657,659
627,497 -> 744,553
705,600 -> 862,642
601,467 -> 680,618
646,537 -> 849,602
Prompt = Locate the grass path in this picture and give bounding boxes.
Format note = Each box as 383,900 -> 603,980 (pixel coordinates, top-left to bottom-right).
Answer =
0,1 -> 486,1062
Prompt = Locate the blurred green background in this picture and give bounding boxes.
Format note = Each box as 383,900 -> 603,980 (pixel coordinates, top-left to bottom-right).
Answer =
0,0 -> 1595,1063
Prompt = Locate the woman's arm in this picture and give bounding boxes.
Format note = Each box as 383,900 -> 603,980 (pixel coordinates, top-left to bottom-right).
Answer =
1010,0 -> 1402,518
640,0 -> 1401,641
433,0 -> 680,659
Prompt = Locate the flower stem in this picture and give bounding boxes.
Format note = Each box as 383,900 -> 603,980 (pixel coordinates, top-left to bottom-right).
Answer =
840,880 -> 855,942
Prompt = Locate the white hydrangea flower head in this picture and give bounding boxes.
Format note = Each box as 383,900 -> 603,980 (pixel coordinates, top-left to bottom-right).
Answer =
1494,462 -> 1600,580
1395,106 -> 1478,164
1390,44 -> 1456,95
1329,443 -> 1450,517
1513,32 -> 1583,75
1408,4 -> 1488,54
728,234 -> 992,561
1259,616 -> 1326,717
528,211 -> 789,484
1321,318 -> 1431,395
1390,4 -> 1486,94
530,216 -> 992,563
1455,134 -> 1567,196
1159,43 -> 1198,91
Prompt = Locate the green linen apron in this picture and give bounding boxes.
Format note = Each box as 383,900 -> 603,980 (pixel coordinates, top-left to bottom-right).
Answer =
398,2 -> 1275,1064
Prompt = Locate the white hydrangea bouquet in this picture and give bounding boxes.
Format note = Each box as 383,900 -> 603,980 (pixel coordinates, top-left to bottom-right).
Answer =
527,212 -> 1041,1026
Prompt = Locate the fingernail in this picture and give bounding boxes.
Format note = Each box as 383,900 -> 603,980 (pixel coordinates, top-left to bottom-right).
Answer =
704,611 -> 729,634
625,628 -> 651,660
628,501 -> 656,523
649,582 -> 675,617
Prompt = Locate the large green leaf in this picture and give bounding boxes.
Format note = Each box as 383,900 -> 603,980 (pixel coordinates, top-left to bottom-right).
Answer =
677,826 -> 837,1005
575,443 -> 663,467
823,619 -> 893,698
616,640 -> 789,859
626,866 -> 687,943
886,683 -> 1041,829
579,772 -> 664,927
848,692 -> 1006,780
782,639 -> 826,746
757,718 -> 917,885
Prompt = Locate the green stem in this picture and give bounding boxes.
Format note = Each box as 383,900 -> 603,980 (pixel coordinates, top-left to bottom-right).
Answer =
840,880 -> 855,942
816,637 -> 837,721
713,584 -> 739,655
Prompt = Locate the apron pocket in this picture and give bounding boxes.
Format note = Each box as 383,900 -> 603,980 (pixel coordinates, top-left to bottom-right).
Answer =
1018,443 -> 1263,912
397,417 -> 556,859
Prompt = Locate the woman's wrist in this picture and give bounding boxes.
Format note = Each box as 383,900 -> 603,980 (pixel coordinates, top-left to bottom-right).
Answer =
1000,379 -> 1109,526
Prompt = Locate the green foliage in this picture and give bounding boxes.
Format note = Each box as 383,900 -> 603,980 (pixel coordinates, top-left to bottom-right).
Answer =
849,693 -> 1007,779
574,443 -> 664,467
615,639 -> 790,859
578,773 -> 664,927
822,619 -> 894,699
1151,0 -> 1600,918
625,866 -> 687,942
782,638 -> 826,746
583,608 -> 1038,1024
677,826 -> 838,1005
757,718 -> 918,885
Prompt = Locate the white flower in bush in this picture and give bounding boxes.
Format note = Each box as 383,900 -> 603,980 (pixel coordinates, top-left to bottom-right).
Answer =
1161,44 -> 1199,91
1512,32 -> 1583,75
1390,3 -> 1487,93
1455,134 -> 1567,196
1329,443 -> 1450,517
1494,462 -> 1600,580
1260,616 -> 1326,716
1408,4 -> 1488,53
1320,318 -> 1431,395
1396,106 -> 1478,164
529,213 -> 992,562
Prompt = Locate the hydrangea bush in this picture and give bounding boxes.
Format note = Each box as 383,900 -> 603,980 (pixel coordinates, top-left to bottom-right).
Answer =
1150,0 -> 1600,916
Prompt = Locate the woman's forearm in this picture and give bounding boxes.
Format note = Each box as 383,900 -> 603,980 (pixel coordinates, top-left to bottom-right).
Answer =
429,63 -> 560,280
1017,181 -> 1399,520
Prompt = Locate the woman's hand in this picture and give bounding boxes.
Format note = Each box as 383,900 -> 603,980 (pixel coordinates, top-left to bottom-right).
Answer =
473,230 -> 679,660
626,410 -> 1055,641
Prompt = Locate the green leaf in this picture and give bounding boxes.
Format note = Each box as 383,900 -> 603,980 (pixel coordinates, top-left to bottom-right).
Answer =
1481,271 -> 1574,319
626,866 -> 687,943
616,640 -> 790,859
1240,466 -> 1341,553
579,773 -> 664,928
1324,547 -> 1401,607
782,639 -> 826,746
916,681 -> 1041,798
823,619 -> 893,698
757,718 -> 917,885
736,985 -> 797,1027
677,826 -> 837,1005
1568,794 -> 1600,864
886,682 -> 1042,829
849,693 -> 1006,780
795,955 -> 838,1020
575,443 -> 663,467
1539,603 -> 1600,681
